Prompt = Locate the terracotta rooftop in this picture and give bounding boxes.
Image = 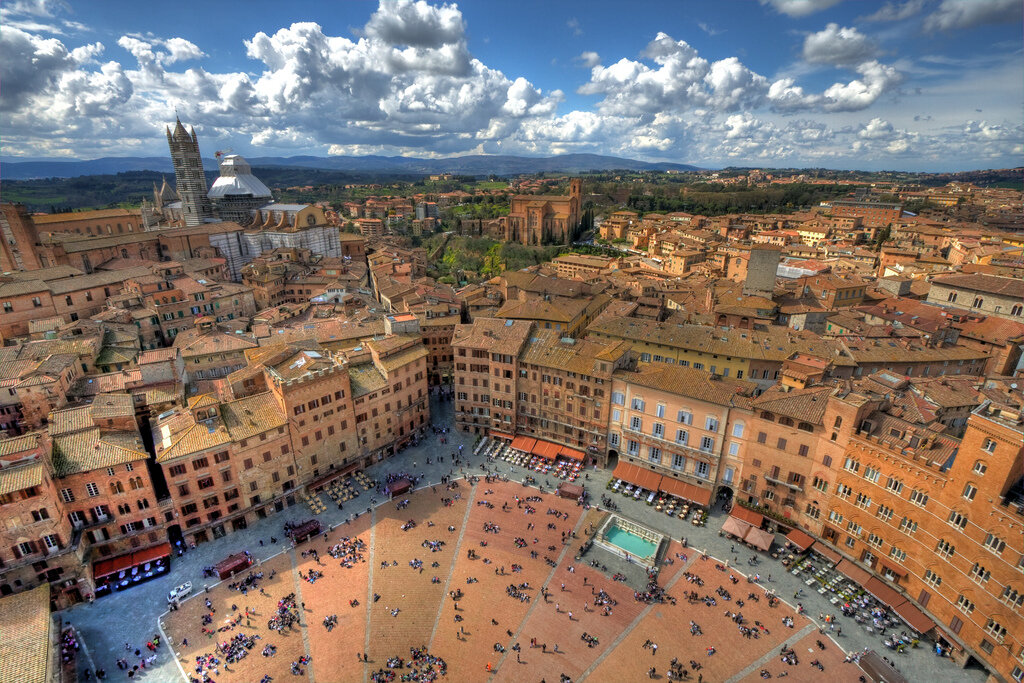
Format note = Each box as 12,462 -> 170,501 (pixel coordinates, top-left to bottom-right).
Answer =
0,584 -> 52,683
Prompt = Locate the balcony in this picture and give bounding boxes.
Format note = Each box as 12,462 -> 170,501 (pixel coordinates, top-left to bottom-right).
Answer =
763,473 -> 803,492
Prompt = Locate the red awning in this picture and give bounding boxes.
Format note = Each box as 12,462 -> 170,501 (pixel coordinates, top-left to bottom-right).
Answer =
722,516 -> 753,540
559,446 -> 585,461
811,542 -> 841,564
865,576 -> 905,608
612,461 -> 643,484
836,559 -> 872,587
786,528 -> 815,552
745,527 -> 776,552
511,436 -> 536,452
541,441 -> 562,459
531,440 -> 553,458
489,430 -> 514,441
131,542 -> 171,566
730,505 -> 764,528
878,559 -> 907,578
634,467 -> 662,491
893,600 -> 935,634
659,477 -> 712,506
94,552 -> 135,581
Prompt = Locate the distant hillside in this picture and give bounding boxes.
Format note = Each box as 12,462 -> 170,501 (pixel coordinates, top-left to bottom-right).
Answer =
1,153 -> 700,180
1,169 -> 422,213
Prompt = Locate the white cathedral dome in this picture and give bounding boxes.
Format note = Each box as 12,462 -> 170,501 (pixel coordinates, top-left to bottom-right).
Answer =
207,155 -> 272,199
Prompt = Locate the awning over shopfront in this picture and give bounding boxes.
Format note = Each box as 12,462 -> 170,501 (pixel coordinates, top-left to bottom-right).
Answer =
612,461 -> 643,483
745,527 -> 776,552
131,542 -> 171,566
489,430 -> 514,441
634,467 -> 663,491
510,436 -> 536,453
865,577 -> 905,608
878,559 -> 908,579
558,446 -> 585,461
532,440 -> 561,460
659,477 -> 713,506
721,516 -> 753,540
730,505 -> 764,528
893,600 -> 936,634
836,559 -> 872,586
785,528 -> 815,552
811,542 -> 841,564
93,553 -> 134,581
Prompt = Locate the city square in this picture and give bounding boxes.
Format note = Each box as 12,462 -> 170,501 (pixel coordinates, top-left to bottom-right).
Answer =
54,403 -> 986,683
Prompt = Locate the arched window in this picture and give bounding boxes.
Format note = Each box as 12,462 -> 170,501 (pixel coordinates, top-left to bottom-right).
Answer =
1012,304 -> 1022,317
972,297 -> 983,308
121,248 -> 128,259
110,481 -> 124,494
760,412 -> 775,421
779,416 -> 794,427
797,422 -> 814,432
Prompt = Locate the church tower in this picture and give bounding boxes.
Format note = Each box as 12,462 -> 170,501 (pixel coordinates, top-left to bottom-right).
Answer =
166,118 -> 213,226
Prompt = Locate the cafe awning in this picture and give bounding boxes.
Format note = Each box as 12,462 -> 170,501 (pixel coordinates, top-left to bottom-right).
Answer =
93,553 -> 135,581
612,461 -> 642,484
489,430 -> 514,441
558,446 -> 585,461
811,542 -> 841,564
893,600 -> 935,634
532,440 -> 560,459
634,467 -> 663,491
131,542 -> 171,566
511,436 -> 536,453
745,527 -> 775,552
865,576 -> 905,608
878,559 -> 908,579
660,477 -> 712,506
836,559 -> 872,586
730,505 -> 764,528
722,516 -> 753,540
786,528 -> 815,552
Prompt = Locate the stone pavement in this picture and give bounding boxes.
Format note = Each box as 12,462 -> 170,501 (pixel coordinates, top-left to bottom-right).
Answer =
59,394 -> 983,683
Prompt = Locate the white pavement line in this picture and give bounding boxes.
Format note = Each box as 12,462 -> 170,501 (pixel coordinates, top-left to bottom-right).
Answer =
75,627 -> 98,675
725,622 -> 819,683
362,505 -> 377,683
488,498 -> 591,681
156,610 -> 190,683
576,552 -> 697,682
288,547 -> 317,683
427,478 -> 478,650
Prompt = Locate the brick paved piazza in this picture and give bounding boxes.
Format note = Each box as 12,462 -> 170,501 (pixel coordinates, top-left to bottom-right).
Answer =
59,400 -> 987,682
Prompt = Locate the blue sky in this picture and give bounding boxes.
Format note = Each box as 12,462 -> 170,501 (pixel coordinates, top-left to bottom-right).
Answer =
2,0 -> 1021,170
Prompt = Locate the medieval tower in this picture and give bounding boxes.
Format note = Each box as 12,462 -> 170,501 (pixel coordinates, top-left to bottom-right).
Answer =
166,118 -> 213,226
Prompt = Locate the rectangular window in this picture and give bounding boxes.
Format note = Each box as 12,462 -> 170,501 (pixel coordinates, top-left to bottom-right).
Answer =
677,410 -> 693,425
648,446 -> 661,464
60,488 -> 75,503
699,436 -> 714,452
626,440 -> 639,456
756,432 -> 767,444
777,437 -> 787,450
630,416 -> 642,431
655,404 -> 665,418
86,483 -> 99,497
672,454 -> 686,471
652,423 -> 664,438
705,417 -> 719,432
631,398 -> 645,411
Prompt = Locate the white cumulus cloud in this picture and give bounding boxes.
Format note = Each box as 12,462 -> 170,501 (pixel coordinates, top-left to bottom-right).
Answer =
803,23 -> 878,65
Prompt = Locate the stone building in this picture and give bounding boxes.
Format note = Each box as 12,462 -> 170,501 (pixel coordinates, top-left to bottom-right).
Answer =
497,178 -> 582,246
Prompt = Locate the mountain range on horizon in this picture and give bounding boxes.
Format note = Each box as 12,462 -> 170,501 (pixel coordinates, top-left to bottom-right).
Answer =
0,153 -> 701,180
